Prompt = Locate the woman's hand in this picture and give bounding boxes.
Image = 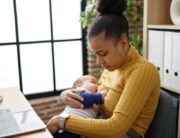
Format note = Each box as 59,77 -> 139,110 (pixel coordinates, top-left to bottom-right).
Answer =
47,115 -> 60,134
93,89 -> 108,117
60,89 -> 84,109
101,89 -> 108,102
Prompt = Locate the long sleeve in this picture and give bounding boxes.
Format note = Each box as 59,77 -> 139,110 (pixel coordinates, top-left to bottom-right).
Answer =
65,47 -> 160,138
80,92 -> 102,108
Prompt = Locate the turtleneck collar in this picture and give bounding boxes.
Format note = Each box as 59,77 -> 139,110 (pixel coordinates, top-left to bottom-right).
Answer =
118,46 -> 142,70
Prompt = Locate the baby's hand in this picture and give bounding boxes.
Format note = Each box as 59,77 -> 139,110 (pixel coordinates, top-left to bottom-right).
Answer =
92,89 -> 108,112
101,89 -> 108,102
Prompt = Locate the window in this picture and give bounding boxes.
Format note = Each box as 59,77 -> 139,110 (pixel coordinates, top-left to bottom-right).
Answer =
0,0 -> 87,98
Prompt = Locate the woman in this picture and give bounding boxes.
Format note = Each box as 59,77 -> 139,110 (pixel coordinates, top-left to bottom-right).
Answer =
47,0 -> 160,137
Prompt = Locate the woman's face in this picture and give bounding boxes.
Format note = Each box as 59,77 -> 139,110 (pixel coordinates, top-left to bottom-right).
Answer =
89,32 -> 129,71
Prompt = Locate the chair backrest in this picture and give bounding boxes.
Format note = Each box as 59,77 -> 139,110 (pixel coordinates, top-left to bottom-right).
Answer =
145,89 -> 173,138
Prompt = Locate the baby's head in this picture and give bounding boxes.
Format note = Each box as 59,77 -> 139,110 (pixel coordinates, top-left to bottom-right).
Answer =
73,75 -> 98,92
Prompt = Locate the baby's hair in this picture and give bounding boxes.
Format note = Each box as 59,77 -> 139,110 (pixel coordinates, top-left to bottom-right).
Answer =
88,0 -> 129,40
72,77 -> 84,88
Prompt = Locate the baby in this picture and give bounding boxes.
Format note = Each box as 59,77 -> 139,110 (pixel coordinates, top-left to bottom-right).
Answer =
48,75 -> 107,138
64,75 -> 105,117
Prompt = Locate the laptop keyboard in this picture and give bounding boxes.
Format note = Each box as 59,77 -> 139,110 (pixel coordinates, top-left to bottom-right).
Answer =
0,109 -> 21,136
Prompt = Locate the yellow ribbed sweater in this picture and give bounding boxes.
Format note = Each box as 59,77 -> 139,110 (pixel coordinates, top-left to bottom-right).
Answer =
65,47 -> 160,138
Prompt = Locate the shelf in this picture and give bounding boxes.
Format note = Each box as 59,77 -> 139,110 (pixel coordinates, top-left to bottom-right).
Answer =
144,0 -> 180,137
161,84 -> 180,94
147,25 -> 180,30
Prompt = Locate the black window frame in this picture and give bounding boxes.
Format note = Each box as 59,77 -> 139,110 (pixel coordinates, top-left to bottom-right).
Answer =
0,0 -> 87,99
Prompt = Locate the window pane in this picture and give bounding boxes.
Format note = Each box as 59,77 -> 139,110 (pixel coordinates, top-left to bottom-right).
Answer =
16,0 -> 51,42
0,0 -> 16,43
0,46 -> 19,88
52,0 -> 81,40
54,41 -> 83,89
20,43 -> 53,94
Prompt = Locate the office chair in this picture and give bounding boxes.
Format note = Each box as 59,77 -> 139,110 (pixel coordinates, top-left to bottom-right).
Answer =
145,89 -> 174,138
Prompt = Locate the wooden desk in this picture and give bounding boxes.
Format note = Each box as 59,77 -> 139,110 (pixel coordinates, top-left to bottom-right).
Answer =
0,87 -> 53,138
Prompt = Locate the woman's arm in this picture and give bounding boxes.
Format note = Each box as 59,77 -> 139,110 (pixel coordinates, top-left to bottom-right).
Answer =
65,64 -> 160,137
48,64 -> 160,137
60,88 -> 107,109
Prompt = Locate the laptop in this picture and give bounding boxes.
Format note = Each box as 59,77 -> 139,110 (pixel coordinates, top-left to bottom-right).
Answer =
0,105 -> 46,137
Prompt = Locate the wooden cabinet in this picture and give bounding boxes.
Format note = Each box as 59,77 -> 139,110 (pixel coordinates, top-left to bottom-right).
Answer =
143,0 -> 180,94
143,0 -> 180,137
143,0 -> 175,58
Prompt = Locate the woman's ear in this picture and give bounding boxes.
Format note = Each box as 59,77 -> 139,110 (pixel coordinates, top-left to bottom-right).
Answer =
119,33 -> 129,53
